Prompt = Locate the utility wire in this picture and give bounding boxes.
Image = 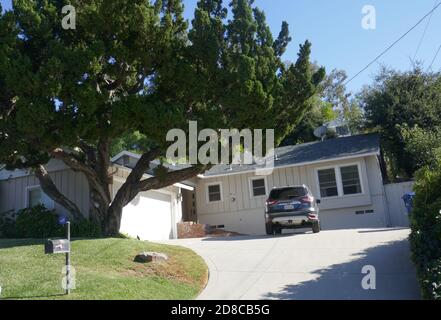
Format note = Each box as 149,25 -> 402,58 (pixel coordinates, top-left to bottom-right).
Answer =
413,0 -> 438,61
345,1 -> 441,86
428,44 -> 441,71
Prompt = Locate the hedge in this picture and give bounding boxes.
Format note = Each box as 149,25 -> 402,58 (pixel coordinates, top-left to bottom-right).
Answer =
0,205 -> 101,239
409,161 -> 441,299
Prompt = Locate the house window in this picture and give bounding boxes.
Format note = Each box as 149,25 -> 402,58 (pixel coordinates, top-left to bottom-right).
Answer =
207,183 -> 222,203
27,187 -> 54,209
250,178 -> 266,197
317,164 -> 363,198
317,168 -> 339,198
340,165 -> 362,195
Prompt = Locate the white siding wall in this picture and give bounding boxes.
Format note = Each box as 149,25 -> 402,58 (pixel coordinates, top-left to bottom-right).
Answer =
0,169 -> 90,217
385,181 -> 415,227
196,155 -> 388,235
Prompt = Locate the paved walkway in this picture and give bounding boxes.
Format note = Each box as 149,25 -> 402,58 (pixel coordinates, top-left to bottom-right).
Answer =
161,228 -> 421,300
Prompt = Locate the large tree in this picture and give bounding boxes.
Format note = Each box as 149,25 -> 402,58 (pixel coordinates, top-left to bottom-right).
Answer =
361,66 -> 441,179
0,0 -> 324,236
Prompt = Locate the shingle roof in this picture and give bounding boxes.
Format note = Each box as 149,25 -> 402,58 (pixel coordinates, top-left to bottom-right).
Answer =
201,133 -> 380,178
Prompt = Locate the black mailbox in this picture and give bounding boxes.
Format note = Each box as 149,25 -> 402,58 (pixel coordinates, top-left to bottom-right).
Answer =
45,239 -> 70,255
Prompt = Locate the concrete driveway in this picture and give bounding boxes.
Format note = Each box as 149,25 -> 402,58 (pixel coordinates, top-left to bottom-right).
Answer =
161,228 -> 420,300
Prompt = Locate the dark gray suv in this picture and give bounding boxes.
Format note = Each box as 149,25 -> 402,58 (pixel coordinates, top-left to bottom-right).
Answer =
265,185 -> 321,235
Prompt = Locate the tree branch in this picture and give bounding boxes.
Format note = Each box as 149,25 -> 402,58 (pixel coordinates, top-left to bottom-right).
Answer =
34,165 -> 84,221
78,139 -> 97,166
109,147 -> 161,209
97,138 -> 112,179
127,74 -> 147,94
126,148 -> 163,183
104,78 -> 123,91
136,164 -> 211,193
51,148 -> 96,177
51,148 -> 111,205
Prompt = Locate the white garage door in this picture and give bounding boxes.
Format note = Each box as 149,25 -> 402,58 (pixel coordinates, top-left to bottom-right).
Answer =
120,190 -> 173,241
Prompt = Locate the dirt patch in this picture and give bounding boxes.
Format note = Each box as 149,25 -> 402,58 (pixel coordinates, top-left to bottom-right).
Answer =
208,229 -> 243,237
121,257 -> 194,284
178,222 -> 244,239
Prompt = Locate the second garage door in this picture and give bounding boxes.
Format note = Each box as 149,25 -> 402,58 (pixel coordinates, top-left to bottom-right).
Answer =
119,190 -> 174,241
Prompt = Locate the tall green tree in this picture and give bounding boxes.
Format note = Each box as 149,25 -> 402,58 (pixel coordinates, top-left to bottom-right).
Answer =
0,0 -> 324,236
281,68 -> 364,145
280,96 -> 335,145
361,66 -> 441,179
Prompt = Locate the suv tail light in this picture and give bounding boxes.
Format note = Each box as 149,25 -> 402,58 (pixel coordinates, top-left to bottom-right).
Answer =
300,196 -> 314,204
266,199 -> 279,206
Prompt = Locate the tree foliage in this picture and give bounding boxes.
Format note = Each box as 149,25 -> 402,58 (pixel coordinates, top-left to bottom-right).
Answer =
281,68 -> 363,145
280,96 -> 335,145
110,131 -> 151,156
361,66 -> 441,179
401,125 -> 441,170
410,159 -> 441,299
0,0 -> 324,235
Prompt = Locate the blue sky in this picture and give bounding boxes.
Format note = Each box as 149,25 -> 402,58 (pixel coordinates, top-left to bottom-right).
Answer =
2,0 -> 440,93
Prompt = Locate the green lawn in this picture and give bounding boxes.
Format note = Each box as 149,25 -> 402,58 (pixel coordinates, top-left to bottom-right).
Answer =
0,238 -> 208,300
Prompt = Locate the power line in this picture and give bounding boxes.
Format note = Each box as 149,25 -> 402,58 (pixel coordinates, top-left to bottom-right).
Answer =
345,1 -> 441,86
428,44 -> 441,71
413,0 -> 438,61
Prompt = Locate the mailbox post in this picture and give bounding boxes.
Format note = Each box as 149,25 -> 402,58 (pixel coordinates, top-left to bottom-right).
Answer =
45,216 -> 71,295
65,221 -> 71,295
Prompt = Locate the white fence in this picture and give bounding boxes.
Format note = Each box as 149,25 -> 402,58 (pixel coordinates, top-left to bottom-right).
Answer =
384,181 -> 415,227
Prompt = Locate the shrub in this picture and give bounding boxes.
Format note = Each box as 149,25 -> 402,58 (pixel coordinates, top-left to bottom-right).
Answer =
0,210 -> 18,238
15,205 -> 64,238
0,205 -> 102,239
71,219 -> 102,238
409,160 -> 441,299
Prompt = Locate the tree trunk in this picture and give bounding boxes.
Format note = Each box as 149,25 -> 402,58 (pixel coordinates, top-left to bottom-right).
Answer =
89,186 -> 110,228
103,204 -> 124,236
100,148 -> 163,236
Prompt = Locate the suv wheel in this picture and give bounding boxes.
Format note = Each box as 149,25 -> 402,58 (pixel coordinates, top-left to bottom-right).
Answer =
274,227 -> 282,235
312,221 -> 320,234
265,222 -> 274,235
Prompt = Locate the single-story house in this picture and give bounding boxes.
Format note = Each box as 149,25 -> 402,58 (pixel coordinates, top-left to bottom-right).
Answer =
0,133 -> 396,239
195,133 -> 390,235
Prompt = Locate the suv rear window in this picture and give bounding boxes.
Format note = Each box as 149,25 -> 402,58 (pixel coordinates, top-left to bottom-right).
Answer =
269,187 -> 307,200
